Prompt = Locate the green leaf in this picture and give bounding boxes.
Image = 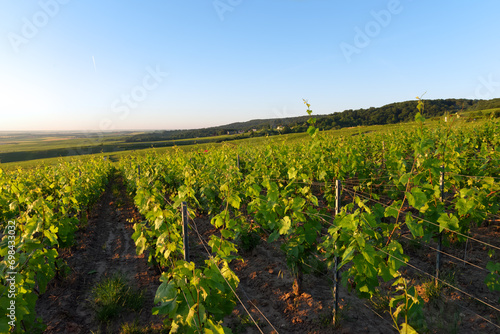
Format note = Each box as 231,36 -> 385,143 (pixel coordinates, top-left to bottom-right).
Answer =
389,294 -> 405,308
485,273 -> 500,292
339,214 -> 356,230
292,197 -> 306,212
379,263 -> 398,282
303,223 -> 317,245
385,201 -> 401,218
279,216 -> 292,235
407,188 -> 428,212
135,234 -> 147,255
0,318 -> 10,334
154,217 -> 164,230
154,280 -> 178,316
405,213 -> 424,238
310,195 -> 319,206
399,173 -> 412,185
221,229 -> 234,239
455,198 -> 475,216
212,215 -> 224,228
486,261 -> 500,273
267,182 -> 279,203
205,318 -> 227,334
483,177 -> 495,186
307,126 -> 316,137
247,183 -> 261,197
43,226 -> 59,245
415,112 -> 425,123
339,245 -> 356,270
355,234 -> 366,249
228,194 -> 241,210
186,303 -> 199,327
268,230 -> 279,243
400,323 -> 418,334
361,249 -> 375,266
437,213 -> 459,233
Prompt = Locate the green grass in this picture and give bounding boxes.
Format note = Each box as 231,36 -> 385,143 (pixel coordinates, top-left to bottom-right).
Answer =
90,273 -> 144,323
119,320 -> 167,334
231,314 -> 261,334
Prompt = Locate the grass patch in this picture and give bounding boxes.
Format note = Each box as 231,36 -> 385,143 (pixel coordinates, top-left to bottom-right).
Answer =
120,319 -> 167,334
419,269 -> 457,304
237,230 -> 261,252
231,314 -> 261,334
370,288 -> 391,313
331,299 -> 352,329
90,273 -> 144,322
111,178 -> 125,207
420,279 -> 441,304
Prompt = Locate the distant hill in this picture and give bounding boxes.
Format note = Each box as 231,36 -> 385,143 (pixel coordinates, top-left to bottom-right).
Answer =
126,98 -> 500,142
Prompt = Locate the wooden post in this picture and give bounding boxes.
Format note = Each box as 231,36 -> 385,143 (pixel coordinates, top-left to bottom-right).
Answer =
382,141 -> 385,169
237,154 -> 240,169
439,166 -> 445,202
138,164 -> 141,176
436,166 -> 444,286
333,179 -> 342,325
463,238 -> 469,268
182,202 -> 189,262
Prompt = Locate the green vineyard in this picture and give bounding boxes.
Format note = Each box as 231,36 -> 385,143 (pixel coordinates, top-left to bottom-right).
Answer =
1,109 -> 500,333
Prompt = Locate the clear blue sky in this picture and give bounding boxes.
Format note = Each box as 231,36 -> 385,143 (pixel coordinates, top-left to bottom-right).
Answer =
1,0 -> 499,131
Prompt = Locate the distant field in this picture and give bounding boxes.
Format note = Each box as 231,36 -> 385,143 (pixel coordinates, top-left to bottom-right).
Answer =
0,131 -> 242,165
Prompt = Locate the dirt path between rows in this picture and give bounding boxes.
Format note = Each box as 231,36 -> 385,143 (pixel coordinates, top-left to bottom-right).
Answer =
36,170 -> 161,333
